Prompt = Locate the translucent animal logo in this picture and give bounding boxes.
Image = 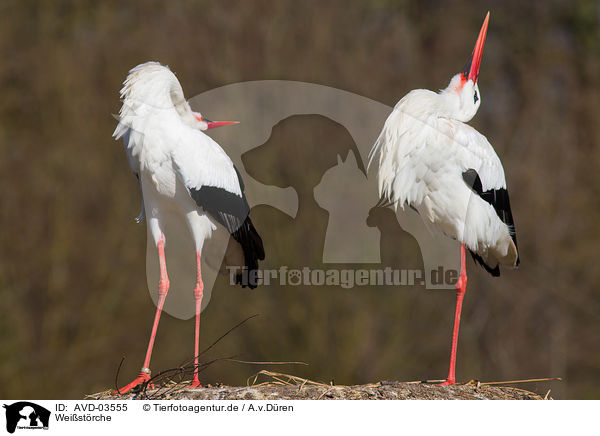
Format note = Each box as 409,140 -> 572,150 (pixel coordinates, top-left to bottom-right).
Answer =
121,80 -> 461,320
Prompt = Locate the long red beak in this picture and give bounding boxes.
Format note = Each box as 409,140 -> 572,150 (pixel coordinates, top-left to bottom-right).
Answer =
205,120 -> 239,129
462,11 -> 490,83
194,113 -> 239,129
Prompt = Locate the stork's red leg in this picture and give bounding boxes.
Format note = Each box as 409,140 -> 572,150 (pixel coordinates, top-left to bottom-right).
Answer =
190,251 -> 204,388
116,235 -> 170,394
441,243 -> 467,386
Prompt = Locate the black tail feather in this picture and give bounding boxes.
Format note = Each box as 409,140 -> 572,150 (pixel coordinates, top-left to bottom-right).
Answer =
462,169 -> 520,272
231,216 -> 265,289
469,250 -> 500,277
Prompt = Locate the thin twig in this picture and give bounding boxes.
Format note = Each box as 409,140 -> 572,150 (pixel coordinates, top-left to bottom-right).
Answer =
176,314 -> 260,369
317,387 -> 335,400
299,379 -> 308,391
197,315 -> 259,360
248,370 -> 329,388
114,356 -> 126,395
405,379 -> 446,384
479,377 -> 561,386
224,359 -> 307,366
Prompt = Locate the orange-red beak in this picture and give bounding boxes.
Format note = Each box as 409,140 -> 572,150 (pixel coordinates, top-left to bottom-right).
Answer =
194,113 -> 239,129
461,11 -> 490,83
205,120 -> 239,129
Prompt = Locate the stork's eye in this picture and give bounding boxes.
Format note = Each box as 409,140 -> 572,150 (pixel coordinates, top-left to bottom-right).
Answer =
473,91 -> 479,104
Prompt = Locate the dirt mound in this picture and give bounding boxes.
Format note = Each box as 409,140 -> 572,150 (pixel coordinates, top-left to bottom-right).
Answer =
89,371 -> 551,400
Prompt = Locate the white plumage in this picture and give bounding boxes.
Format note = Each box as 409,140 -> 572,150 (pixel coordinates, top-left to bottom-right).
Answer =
113,62 -> 263,393
369,12 -> 519,385
114,63 -> 242,207
369,82 -> 518,270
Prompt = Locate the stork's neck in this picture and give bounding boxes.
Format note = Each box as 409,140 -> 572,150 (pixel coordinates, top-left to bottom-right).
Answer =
120,63 -> 196,126
437,91 -> 468,121
436,74 -> 480,123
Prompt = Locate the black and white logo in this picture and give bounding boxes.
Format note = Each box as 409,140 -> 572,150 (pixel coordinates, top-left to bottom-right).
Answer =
3,402 -> 50,434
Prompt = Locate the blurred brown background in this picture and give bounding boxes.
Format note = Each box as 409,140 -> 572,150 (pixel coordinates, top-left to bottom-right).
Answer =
1,0 -> 599,399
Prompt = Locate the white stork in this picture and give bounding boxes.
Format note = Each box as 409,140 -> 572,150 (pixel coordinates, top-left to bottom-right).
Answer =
113,62 -> 264,393
369,12 -> 519,384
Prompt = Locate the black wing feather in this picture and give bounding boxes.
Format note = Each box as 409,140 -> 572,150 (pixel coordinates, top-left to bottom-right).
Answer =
469,251 -> 500,277
189,166 -> 264,288
462,169 -> 520,276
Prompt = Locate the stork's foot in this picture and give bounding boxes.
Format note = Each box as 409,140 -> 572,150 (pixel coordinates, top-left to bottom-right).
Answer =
440,379 -> 456,386
189,377 -> 202,388
115,370 -> 153,395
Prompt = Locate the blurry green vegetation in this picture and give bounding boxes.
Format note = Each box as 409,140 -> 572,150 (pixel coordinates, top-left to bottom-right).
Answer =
0,0 -> 599,399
